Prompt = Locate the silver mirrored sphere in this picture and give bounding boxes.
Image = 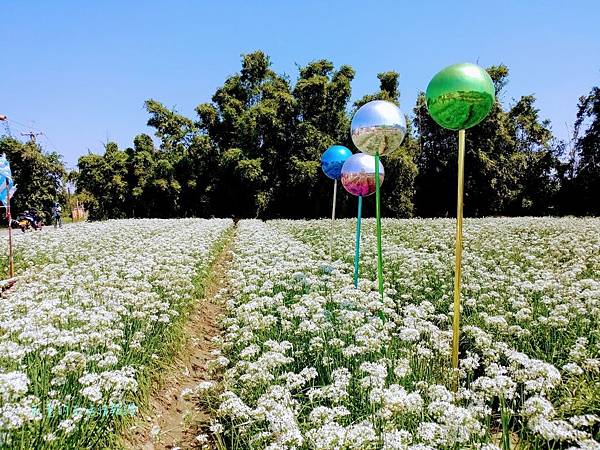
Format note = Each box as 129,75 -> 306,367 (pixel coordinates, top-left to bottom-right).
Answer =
350,100 -> 407,156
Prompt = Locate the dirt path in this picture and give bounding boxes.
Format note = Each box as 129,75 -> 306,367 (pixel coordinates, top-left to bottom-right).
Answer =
124,228 -> 235,450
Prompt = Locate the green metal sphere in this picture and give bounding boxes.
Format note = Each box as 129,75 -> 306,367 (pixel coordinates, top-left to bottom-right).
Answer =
426,63 -> 495,130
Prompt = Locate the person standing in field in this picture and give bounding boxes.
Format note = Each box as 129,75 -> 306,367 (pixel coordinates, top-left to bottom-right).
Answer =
51,202 -> 63,228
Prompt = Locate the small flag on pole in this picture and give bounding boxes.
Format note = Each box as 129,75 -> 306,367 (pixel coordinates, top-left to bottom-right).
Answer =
0,154 -> 16,206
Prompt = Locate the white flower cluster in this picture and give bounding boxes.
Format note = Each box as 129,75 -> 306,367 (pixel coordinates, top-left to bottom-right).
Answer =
206,218 -> 599,449
0,218 -> 231,448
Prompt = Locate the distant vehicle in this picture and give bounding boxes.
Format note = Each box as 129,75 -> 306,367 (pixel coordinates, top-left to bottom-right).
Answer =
15,210 -> 44,232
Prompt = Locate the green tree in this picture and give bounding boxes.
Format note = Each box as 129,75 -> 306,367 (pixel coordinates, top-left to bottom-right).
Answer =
144,152 -> 181,217
72,53 -> 576,220
124,134 -> 156,217
279,60 -> 355,218
414,65 -> 557,217
175,134 -> 219,217
142,101 -> 196,217
196,51 -> 299,217
76,142 -> 128,220
144,100 -> 196,152
504,95 -> 558,214
563,86 -> 600,215
0,136 -> 66,219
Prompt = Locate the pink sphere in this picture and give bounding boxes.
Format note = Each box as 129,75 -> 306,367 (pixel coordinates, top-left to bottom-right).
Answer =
341,153 -> 384,197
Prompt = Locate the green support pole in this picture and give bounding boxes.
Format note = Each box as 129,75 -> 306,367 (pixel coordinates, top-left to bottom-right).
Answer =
374,152 -> 384,299
353,195 -> 363,287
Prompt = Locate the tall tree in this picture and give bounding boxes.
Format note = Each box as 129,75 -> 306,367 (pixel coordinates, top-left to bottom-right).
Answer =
504,95 -> 558,214
280,59 -> 355,218
144,100 -> 196,152
194,52 -> 357,218
0,136 -> 66,218
175,134 -> 219,217
76,142 -> 128,220
196,51 -> 295,217
414,65 -> 557,217
565,86 -> 600,215
125,134 -> 156,217
143,102 -> 195,217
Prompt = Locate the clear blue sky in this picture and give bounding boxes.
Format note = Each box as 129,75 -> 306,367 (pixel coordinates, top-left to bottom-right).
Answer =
2,0 -> 599,167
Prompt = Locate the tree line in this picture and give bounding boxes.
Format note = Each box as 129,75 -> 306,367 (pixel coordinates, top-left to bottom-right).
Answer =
2,51 -> 599,220
0,137 -> 66,219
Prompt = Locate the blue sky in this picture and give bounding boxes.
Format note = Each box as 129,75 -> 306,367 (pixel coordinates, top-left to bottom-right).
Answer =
2,0 -> 599,167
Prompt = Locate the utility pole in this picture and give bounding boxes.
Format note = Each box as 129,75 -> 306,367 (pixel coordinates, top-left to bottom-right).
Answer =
0,115 -> 9,137
21,131 -> 43,143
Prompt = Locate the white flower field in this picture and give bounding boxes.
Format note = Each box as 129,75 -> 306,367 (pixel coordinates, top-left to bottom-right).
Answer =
0,219 -> 232,448
0,217 -> 599,449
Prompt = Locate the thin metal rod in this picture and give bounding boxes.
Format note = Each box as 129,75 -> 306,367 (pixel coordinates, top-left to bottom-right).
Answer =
353,196 -> 363,287
6,180 -> 14,278
374,152 -> 384,299
330,179 -> 337,261
452,129 -> 466,387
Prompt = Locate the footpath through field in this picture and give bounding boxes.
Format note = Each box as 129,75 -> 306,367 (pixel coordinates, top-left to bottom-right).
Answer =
124,224 -> 236,450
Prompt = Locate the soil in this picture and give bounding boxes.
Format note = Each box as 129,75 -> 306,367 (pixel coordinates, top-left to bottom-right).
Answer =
123,230 -> 234,450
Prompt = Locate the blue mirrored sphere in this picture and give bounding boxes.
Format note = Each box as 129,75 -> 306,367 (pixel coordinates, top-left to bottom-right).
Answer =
321,145 -> 352,180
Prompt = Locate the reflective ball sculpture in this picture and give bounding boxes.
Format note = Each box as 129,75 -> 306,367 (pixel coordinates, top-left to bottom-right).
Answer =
426,63 -> 495,130
341,153 -> 384,197
321,145 -> 352,180
350,100 -> 407,156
